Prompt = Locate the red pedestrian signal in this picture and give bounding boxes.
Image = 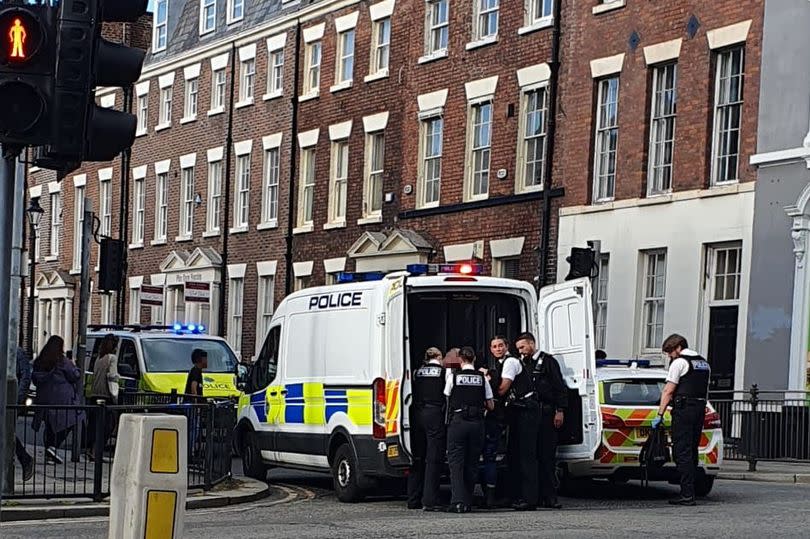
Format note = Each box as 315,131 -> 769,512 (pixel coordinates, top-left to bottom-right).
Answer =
9,18 -> 26,59
0,8 -> 43,65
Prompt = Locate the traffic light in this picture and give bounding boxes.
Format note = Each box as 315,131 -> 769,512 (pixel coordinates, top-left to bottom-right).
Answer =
98,238 -> 124,291
565,247 -> 596,281
0,2 -> 56,147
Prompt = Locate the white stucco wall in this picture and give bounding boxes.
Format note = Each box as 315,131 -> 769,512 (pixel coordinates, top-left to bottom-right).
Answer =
557,184 -> 755,380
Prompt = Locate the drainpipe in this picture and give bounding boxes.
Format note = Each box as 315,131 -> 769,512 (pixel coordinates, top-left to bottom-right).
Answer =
284,22 -> 302,296
538,0 -> 563,289
217,42 -> 237,337
117,84 -> 132,324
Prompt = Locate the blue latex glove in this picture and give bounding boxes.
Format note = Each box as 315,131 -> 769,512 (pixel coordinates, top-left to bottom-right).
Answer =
651,415 -> 663,429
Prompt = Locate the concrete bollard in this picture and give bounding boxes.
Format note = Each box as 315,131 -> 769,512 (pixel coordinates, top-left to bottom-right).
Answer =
109,414 -> 188,539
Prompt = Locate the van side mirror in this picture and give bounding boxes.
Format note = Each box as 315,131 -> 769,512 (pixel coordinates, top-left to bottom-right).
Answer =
236,364 -> 249,383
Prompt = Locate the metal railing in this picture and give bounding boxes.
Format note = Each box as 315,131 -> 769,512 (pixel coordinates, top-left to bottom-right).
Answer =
710,386 -> 810,471
5,396 -> 235,500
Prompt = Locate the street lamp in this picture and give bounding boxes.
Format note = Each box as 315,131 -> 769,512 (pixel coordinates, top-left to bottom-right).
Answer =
26,197 -> 44,358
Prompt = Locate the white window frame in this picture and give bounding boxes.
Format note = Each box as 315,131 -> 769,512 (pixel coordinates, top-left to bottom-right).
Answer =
180,166 -> 195,238
154,172 -> 168,242
593,76 -> 619,203
640,250 -> 667,353
200,0 -> 216,35
711,46 -> 745,186
595,254 -> 610,351
369,17 -> 391,79
298,148 -> 316,228
133,177 -> 145,246
158,86 -> 172,127
129,286 -> 141,325
334,29 -> 355,88
72,185 -> 85,271
517,84 -> 548,193
329,139 -> 349,225
522,0 -> 554,32
206,149 -> 224,234
227,0 -> 244,25
227,277 -> 244,355
647,63 -> 677,196
260,136 -> 282,228
136,94 -> 148,135
303,40 -> 322,96
256,273 -> 275,348
239,57 -> 256,104
233,153 -> 251,230
472,0 -> 499,43
49,192 -> 61,257
707,243 -> 743,305
184,77 -> 199,120
424,0 -> 449,57
465,100 -> 493,201
153,0 -> 168,52
418,115 -> 443,208
363,131 -> 385,219
267,49 -> 284,97
494,257 -> 520,279
211,69 -> 226,111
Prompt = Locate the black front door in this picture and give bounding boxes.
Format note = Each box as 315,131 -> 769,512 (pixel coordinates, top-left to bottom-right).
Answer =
707,305 -> 739,392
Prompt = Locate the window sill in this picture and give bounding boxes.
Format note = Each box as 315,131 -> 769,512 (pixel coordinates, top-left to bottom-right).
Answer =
418,50 -> 448,65
323,221 -> 346,230
150,239 -> 167,246
174,235 -> 193,243
330,81 -> 353,93
229,226 -> 249,235
465,36 -> 498,51
226,16 -> 244,26
128,243 -> 144,250
135,130 -> 147,138
712,179 -> 740,189
257,221 -> 278,231
518,18 -> 554,36
208,107 -> 225,117
298,91 -> 319,103
263,91 -> 283,102
235,98 -> 254,109
44,256 -> 58,262
357,214 -> 382,225
593,0 -> 626,15
293,224 -> 314,235
364,70 -> 389,83
518,184 -> 545,195
463,194 -> 490,204
202,230 -> 220,238
69,268 -> 81,276
180,116 -> 197,125
155,123 -> 171,132
416,201 -> 441,211
592,197 -> 615,205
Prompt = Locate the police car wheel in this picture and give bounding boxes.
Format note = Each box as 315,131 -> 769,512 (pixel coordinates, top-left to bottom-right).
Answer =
332,443 -> 363,503
242,431 -> 268,481
695,475 -> 714,497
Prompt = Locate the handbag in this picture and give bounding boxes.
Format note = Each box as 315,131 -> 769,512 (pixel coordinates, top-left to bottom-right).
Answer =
639,426 -> 671,487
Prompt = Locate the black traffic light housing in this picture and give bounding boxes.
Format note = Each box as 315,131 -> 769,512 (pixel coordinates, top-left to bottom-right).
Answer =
565,247 -> 597,281
98,237 -> 124,291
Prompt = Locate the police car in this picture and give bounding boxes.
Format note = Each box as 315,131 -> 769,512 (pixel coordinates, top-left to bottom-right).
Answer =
85,324 -> 241,398
563,359 -> 722,495
235,264 -> 601,502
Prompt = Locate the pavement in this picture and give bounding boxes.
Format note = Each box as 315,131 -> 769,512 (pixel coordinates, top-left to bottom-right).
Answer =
717,459 -> 810,484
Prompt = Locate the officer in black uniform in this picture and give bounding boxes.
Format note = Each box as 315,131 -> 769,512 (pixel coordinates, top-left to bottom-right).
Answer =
518,332 -> 568,509
444,346 -> 494,513
653,334 -> 711,506
500,335 -> 540,511
406,347 -> 447,511
478,336 -> 511,508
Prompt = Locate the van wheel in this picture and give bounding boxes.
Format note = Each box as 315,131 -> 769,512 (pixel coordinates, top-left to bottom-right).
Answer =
695,476 -> 714,497
332,443 -> 364,503
241,431 -> 268,481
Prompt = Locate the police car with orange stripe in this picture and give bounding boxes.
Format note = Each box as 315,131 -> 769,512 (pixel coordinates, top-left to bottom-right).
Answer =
563,358 -> 722,495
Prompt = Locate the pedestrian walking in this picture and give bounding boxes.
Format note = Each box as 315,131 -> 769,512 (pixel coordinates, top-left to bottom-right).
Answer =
653,334 -> 711,506
15,347 -> 34,480
477,336 -> 511,508
519,332 -> 567,509
186,348 -> 208,457
406,347 -> 447,511
444,347 -> 493,513
31,336 -> 85,464
87,333 -> 120,459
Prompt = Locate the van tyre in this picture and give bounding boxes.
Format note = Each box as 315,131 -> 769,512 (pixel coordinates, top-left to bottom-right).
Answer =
695,475 -> 714,497
332,443 -> 364,503
242,430 -> 268,481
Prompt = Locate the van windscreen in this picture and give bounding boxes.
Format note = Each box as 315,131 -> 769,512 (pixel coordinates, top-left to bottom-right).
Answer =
140,338 -> 238,373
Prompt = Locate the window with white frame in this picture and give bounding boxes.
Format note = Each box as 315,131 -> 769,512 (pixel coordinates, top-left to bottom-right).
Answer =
294,276 -> 311,291
425,0 -> 449,56
712,46 -> 744,185
137,94 -> 148,133
211,69 -> 226,110
207,159 -> 222,232
648,63 -> 677,195
336,30 -> 355,85
370,17 -> 390,75
474,0 -> 499,41
304,41 -> 321,95
299,148 -> 316,226
234,154 -> 251,228
329,140 -> 349,223
155,172 -> 168,241
184,77 -> 198,118
526,0 -> 553,26
467,101 -> 493,199
593,76 -> 619,202
49,192 -> 61,256
227,0 -> 244,24
133,178 -> 145,245
129,287 -> 141,324
200,0 -> 216,34
180,166 -> 194,237
364,132 -> 385,217
153,0 -> 168,51
228,277 -> 244,353
595,254 -> 609,350
710,244 -> 742,302
159,86 -> 172,126
257,275 -> 275,341
519,86 -> 548,191
419,116 -> 442,207
641,250 -> 667,352
72,186 -> 85,271
262,147 -> 280,225
101,293 -> 115,325
268,49 -> 284,95
32,198 -> 41,260
239,57 -> 255,102
495,257 -> 520,279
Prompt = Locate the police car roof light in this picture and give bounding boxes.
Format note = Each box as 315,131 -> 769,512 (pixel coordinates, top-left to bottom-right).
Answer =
406,263 -> 484,276
336,271 -> 386,284
596,359 -> 652,368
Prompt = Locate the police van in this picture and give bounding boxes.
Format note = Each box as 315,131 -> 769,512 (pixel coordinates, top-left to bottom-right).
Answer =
235,265 -> 600,502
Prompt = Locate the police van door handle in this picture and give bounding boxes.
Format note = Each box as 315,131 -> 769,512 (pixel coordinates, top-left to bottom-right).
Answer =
280,389 -> 288,396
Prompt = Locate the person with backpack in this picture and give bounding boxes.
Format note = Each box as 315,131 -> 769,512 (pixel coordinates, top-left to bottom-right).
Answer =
652,334 -> 711,506
516,332 -> 567,510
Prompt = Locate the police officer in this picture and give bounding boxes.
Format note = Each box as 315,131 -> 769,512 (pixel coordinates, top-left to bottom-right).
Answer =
477,336 -> 511,508
444,346 -> 494,513
653,334 -> 711,506
517,332 -> 567,510
500,335 -> 540,511
406,347 -> 447,511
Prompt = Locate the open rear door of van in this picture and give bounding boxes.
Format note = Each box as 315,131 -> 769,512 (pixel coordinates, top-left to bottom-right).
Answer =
537,277 -> 601,460
383,274 -> 412,459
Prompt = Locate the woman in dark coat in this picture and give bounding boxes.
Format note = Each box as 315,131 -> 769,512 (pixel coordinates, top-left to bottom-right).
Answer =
32,335 -> 85,464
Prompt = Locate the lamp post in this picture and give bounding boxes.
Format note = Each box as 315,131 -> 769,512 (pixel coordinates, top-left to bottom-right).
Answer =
26,197 -> 44,358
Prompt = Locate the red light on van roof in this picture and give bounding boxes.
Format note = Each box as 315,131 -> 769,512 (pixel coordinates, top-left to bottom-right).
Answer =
459,264 -> 473,275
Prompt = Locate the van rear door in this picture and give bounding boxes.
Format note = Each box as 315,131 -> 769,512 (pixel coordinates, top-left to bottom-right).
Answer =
383,275 -> 411,458
537,277 -> 601,460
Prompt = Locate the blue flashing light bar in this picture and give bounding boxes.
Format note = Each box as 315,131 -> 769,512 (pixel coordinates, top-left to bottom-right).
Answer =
596,359 -> 652,368
171,323 -> 206,335
336,271 -> 386,284
406,263 -> 484,276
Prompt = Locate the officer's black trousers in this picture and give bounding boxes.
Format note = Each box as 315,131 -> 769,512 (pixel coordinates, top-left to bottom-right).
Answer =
506,399 -> 539,506
407,405 -> 446,507
671,400 -> 704,499
537,404 -> 559,503
447,414 -> 484,506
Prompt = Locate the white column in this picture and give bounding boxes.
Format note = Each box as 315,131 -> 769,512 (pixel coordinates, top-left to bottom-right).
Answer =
64,297 -> 74,350
50,299 -> 59,338
37,299 -> 47,347
787,210 -> 810,391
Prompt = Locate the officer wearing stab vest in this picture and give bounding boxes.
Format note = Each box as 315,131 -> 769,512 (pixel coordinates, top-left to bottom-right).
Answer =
653,334 -> 711,506
444,347 -> 494,513
406,347 -> 447,511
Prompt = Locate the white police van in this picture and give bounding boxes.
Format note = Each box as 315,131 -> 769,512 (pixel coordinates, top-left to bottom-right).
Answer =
235,264 -> 600,502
